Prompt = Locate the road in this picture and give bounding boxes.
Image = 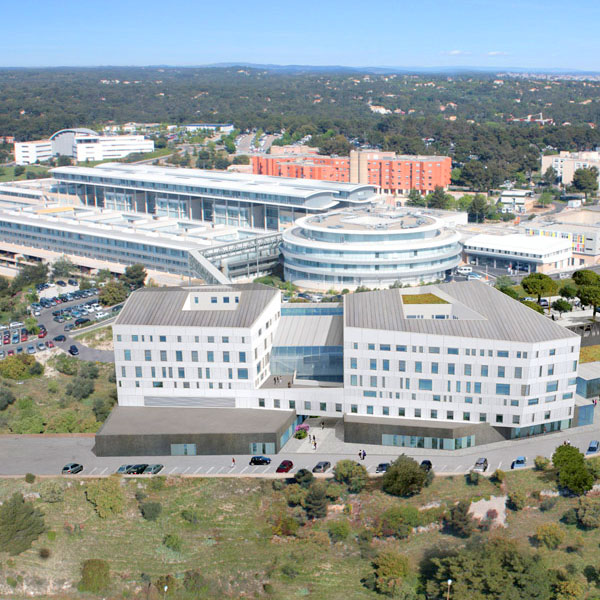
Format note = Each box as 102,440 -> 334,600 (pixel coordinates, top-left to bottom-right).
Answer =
1,417 -> 599,477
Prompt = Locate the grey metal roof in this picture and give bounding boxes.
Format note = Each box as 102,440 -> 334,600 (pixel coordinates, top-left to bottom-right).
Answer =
344,281 -> 579,343
115,283 -> 278,329
273,315 -> 343,347
97,406 -> 294,435
576,361 -> 600,381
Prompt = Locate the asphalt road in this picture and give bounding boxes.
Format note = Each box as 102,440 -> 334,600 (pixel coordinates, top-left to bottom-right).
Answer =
2,418 -> 599,477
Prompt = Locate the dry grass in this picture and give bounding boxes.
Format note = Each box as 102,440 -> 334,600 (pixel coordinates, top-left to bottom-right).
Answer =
401,293 -> 448,305
580,344 -> 600,363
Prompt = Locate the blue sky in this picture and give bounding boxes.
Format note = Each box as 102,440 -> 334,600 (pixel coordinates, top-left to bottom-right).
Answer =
2,0 -> 599,70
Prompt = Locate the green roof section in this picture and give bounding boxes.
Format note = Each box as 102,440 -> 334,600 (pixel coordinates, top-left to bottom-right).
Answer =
401,293 -> 449,305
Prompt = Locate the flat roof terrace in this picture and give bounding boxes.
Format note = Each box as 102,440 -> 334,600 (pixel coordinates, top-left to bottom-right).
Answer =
306,209 -> 435,232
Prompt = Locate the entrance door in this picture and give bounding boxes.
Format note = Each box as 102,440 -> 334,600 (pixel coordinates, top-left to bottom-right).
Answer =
171,443 -> 197,456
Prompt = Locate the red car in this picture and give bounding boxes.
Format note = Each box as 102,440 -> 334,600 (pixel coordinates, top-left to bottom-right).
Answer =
7,349 -> 14,356
38,330 -> 47,338
276,460 -> 294,473
45,340 -> 55,348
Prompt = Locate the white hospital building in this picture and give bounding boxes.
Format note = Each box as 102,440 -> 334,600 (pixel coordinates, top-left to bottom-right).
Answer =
99,281 -> 587,456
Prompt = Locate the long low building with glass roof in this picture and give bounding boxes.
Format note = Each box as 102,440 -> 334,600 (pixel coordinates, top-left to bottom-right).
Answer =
51,163 -> 377,231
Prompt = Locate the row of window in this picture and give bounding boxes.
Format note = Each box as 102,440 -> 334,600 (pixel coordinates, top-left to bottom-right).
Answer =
118,334 -> 246,344
122,349 -> 248,363
122,365 -> 249,380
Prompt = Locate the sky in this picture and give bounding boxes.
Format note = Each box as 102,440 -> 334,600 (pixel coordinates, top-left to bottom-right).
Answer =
2,0 -> 600,71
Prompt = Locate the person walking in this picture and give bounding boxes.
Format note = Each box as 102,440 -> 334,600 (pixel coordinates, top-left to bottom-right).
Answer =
362,450 -> 367,461
231,457 -> 236,468
358,450 -> 363,461
321,421 -> 325,430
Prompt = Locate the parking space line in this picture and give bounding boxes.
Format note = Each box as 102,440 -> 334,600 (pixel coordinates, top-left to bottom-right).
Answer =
438,464 -> 447,471
195,466 -> 205,474
89,467 -> 97,475
240,466 -> 248,473
99,467 -> 107,475
498,461 -> 502,469
262,465 -> 270,472
456,465 -> 462,471
169,467 -> 178,474
182,467 -> 190,474
216,466 -> 224,474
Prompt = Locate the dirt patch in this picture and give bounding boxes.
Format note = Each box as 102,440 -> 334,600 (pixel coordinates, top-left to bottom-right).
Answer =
469,495 -> 507,528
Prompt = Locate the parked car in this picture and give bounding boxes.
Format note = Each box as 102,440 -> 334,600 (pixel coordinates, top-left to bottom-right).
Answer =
68,345 -> 79,356
420,460 -> 433,472
16,347 -> 23,354
125,464 -> 149,475
26,345 -> 35,354
62,463 -> 83,474
74,318 -> 90,326
276,460 -> 294,473
53,335 -> 66,342
68,279 -> 78,286
56,280 -> 67,287
375,463 -> 391,473
7,349 -> 14,356
116,464 -> 133,474
511,456 -> 527,469
64,323 -> 75,332
0,351 -> 5,359
144,464 -> 164,475
588,440 -> 600,454
96,311 -> 109,319
249,456 -> 271,465
312,461 -> 331,473
38,329 -> 47,338
473,457 -> 489,472
36,342 -> 46,351
45,340 -> 55,349
539,298 -> 549,308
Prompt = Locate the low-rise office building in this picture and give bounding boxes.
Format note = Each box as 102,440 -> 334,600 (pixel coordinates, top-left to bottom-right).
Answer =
463,233 -> 572,273
281,206 -> 462,291
51,163 -> 377,231
541,151 -> 600,187
106,281 -> 582,455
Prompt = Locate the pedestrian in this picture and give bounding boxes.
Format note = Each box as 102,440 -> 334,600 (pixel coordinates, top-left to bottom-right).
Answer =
362,450 -> 367,460
231,457 -> 236,468
321,421 -> 325,430
314,441 -> 317,450
273,376 -> 276,385
358,450 -> 363,461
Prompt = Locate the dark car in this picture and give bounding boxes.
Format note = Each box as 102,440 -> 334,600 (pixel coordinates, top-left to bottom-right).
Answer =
116,464 -> 133,474
375,463 -> 391,473
249,456 -> 271,465
144,464 -> 164,475
56,280 -> 67,287
53,335 -> 66,342
125,464 -> 149,475
588,440 -> 600,454
276,460 -> 294,473
68,279 -> 78,286
74,318 -> 90,326
420,460 -> 433,472
62,462 -> 83,474
312,461 -> 331,473
64,323 -> 75,332
473,457 -> 489,472
68,345 -> 79,356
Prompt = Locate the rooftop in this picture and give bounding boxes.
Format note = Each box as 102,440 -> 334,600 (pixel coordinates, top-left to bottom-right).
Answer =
344,281 -> 579,343
115,283 -> 278,329
464,233 -> 571,254
273,314 -> 343,347
575,361 -> 600,381
305,207 -> 435,232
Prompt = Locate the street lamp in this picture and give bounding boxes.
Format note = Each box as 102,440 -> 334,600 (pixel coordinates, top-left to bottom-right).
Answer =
163,585 -> 168,599
446,579 -> 452,600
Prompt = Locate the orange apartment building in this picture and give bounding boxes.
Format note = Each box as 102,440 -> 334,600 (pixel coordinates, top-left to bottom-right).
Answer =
252,149 -> 452,195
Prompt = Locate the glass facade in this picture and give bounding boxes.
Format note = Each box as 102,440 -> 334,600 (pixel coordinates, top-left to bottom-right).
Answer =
271,345 -> 343,382
382,433 -> 475,450
509,419 -> 571,439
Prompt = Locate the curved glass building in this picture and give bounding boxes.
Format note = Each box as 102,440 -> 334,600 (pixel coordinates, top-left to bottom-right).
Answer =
282,208 -> 462,290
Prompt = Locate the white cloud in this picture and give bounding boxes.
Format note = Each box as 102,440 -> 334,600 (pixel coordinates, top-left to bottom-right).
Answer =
441,49 -> 470,56
487,51 -> 508,56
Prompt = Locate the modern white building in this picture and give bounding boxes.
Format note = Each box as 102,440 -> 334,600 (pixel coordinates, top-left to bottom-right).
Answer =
463,233 -> 572,274
541,150 -> 600,186
281,207 -> 462,291
497,190 -> 531,214
107,281 -> 583,455
14,128 -> 154,165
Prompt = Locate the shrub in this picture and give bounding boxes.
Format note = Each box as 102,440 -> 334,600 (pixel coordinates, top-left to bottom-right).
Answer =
181,508 -> 201,525
55,354 -> 78,375
270,511 -> 299,536
446,500 -> 473,537
566,533 -> 584,554
163,533 -> 182,552
536,522 -> 565,549
78,361 -> 99,379
281,563 -> 300,579
272,479 -> 285,491
379,505 -> 420,538
491,469 -> 505,484
540,497 -> 557,512
467,470 -> 480,485
39,547 -> 51,559
290,506 -> 307,527
148,476 -> 166,492
294,429 -> 307,439
562,507 -> 578,525
284,483 -> 307,507
0,387 -> 16,411
66,376 -> 95,400
0,355 -> 36,380
25,472 -> 35,484
140,502 -> 162,521
0,493 -> 45,555
576,496 -> 600,529
333,459 -> 368,493
372,549 -> 411,596
382,455 -> 427,497
294,468 -> 314,488
6,576 -> 17,588
39,481 -> 65,504
328,519 -> 351,543
507,491 -> 526,511
47,530 -> 56,541
534,456 -> 550,471
28,362 -> 44,376
134,490 -> 147,503
552,444 -> 593,495
325,482 -> 345,501
304,483 -> 329,520
47,380 -> 59,394
79,559 -> 110,593
85,476 -> 125,518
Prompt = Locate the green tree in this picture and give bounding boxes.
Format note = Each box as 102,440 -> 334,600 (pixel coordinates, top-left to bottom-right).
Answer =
294,468 -> 314,489
543,166 -> 557,186
66,376 -> 95,400
461,161 -> 491,191
499,286 -> 520,300
575,496 -> 600,529
521,272 -> 558,303
552,445 -> 594,495
79,559 -> 110,593
446,500 -> 473,537
538,191 -> 554,207
333,459 -> 368,493
99,281 -> 128,306
52,257 -> 75,279
379,505 -> 421,538
406,188 -> 426,207
85,476 -> 125,518
552,299 -> 572,316
372,549 -> 411,596
39,481 -> 65,503
11,262 -> 48,292
382,455 -> 428,497
14,165 -> 25,177
140,502 -> 162,521
560,284 -> 577,300
572,269 -> 600,287
426,185 -> 450,209
426,538 -> 550,600
0,493 -> 45,555
121,263 -> 147,289
577,285 -> 600,319
467,193 -> 488,223
572,167 -> 599,198
522,299 -> 545,314
304,483 -> 328,520
535,522 -> 565,549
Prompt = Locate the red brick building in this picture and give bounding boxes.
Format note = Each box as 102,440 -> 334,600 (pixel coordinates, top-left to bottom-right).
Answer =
252,150 -> 451,195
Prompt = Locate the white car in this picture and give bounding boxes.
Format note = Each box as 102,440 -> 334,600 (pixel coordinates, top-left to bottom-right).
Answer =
96,311 -> 109,319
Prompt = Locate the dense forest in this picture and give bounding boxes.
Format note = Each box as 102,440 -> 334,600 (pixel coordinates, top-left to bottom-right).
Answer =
2,66 -> 600,180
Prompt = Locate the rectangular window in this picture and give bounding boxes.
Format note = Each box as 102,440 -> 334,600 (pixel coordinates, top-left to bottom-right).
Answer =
429,346 -> 440,354
563,392 -> 574,400
512,415 -> 520,424
237,368 -> 248,379
396,345 -> 407,352
497,350 -> 509,358
465,396 -> 473,404
368,343 -> 375,351
382,359 -> 390,371
175,350 -> 182,362
546,381 -> 558,392
207,351 -> 214,362
222,336 -> 229,344
191,351 -> 198,362
210,297 -> 217,304
398,360 -> 406,372
463,412 -> 470,421
258,398 -> 265,408
382,406 -> 389,416
448,363 -> 455,375
124,349 -> 131,361
418,379 -> 433,391
431,409 -> 438,419
159,350 -> 167,361
369,359 -> 377,370
350,374 -> 358,386
152,381 -> 163,388
572,360 -> 578,372
350,357 -> 357,369
447,410 -> 454,420
414,408 -> 422,418
481,365 -> 488,376
370,376 -> 377,388
474,382 -> 481,394
496,414 -> 503,423
121,366 -> 126,377
398,407 -> 406,417
432,362 -> 439,374
380,344 -> 391,351
159,335 -> 166,342
548,364 -> 554,376
514,366 -> 522,379
528,398 -> 539,405
208,336 -> 214,343
131,334 -> 138,342
144,349 -> 152,362
205,368 -> 210,379
239,351 -> 246,363
223,351 -> 230,363
464,364 -> 472,376
550,349 -> 556,356
363,391 -> 376,398
497,366 -> 505,378
335,403 -> 342,412
135,366 -> 142,377
479,413 -> 487,422
116,334 -> 122,342
367,405 -> 374,415
289,400 -> 296,409
447,347 -> 459,355
178,367 -> 185,378
351,404 -> 358,413
415,361 -> 422,373
496,383 -> 510,395
197,367 -> 202,378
